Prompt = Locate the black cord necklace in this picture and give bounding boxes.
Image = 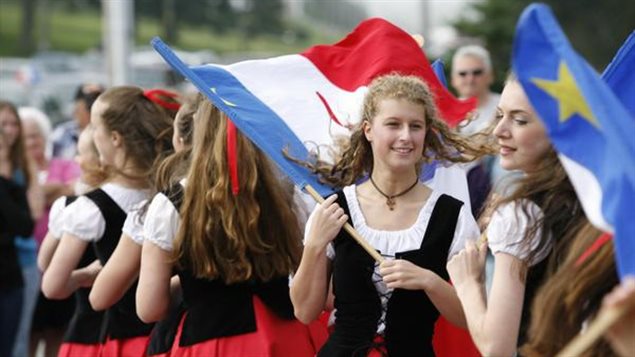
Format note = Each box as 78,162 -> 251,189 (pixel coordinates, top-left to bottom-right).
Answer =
369,175 -> 419,211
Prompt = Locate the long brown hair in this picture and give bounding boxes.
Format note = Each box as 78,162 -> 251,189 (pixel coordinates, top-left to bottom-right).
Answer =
173,99 -> 302,284
96,86 -> 174,188
0,101 -> 31,185
521,222 -> 618,357
291,73 -> 494,188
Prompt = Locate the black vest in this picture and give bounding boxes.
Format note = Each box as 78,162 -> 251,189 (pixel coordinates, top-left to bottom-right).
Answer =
62,195 -> 106,344
147,184 -> 186,355
84,189 -> 153,341
319,192 -> 463,357
167,184 -> 296,347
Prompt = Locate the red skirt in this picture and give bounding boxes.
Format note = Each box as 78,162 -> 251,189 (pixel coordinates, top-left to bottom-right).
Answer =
58,342 -> 101,357
170,296 -> 327,357
99,335 -> 150,357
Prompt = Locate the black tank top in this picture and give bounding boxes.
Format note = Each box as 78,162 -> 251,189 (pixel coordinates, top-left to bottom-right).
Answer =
85,188 -> 154,341
62,195 -> 106,344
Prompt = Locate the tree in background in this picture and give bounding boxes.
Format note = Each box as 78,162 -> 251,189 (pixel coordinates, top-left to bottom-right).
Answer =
20,0 -> 36,54
454,0 -> 635,90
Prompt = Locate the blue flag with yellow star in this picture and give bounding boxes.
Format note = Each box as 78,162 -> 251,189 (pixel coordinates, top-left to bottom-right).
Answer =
602,31 -> 635,116
512,3 -> 635,278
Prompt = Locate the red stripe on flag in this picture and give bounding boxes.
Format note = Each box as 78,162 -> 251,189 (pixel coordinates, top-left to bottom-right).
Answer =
575,232 -> 612,267
301,18 -> 476,127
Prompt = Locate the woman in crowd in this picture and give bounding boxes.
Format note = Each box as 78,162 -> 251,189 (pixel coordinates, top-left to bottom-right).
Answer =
42,86 -> 174,356
291,73 -> 489,356
137,98 -> 324,356
0,123 -> 35,357
447,74 -> 586,356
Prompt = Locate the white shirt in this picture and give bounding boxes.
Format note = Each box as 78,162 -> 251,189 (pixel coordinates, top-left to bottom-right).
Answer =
458,92 -> 501,136
48,196 -> 67,239
143,190 -> 181,252
122,200 -> 149,246
487,199 -> 549,266
61,183 -> 150,242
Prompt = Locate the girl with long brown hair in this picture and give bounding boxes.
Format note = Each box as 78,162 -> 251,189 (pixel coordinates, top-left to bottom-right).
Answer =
136,98 -> 324,356
447,74 -> 586,356
41,86 -> 174,356
291,73 -> 489,356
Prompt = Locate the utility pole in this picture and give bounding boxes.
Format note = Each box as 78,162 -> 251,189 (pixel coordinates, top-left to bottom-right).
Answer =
103,0 -> 134,86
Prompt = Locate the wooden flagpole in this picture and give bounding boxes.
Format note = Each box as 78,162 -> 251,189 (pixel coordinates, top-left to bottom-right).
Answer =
556,304 -> 628,357
304,184 -> 384,263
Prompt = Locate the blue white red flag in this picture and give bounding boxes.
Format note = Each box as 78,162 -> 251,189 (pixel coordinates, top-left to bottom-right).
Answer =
512,4 -> 635,277
152,18 -> 476,200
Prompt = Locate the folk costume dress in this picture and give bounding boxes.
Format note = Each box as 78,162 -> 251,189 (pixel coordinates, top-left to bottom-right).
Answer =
60,183 -> 153,356
311,185 -> 479,356
143,182 -> 327,357
47,195 -> 105,357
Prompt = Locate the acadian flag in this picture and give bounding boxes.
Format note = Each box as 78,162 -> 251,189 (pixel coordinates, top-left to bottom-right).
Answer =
602,31 -> 635,116
151,18 -> 476,198
512,4 -> 635,277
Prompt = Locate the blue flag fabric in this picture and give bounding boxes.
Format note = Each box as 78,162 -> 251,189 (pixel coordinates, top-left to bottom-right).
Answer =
152,38 -> 335,197
512,3 -> 635,278
602,31 -> 635,116
431,59 -> 448,88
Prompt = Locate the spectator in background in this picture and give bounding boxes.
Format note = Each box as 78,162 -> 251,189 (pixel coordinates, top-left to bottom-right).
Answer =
0,124 -> 35,357
451,45 -> 502,219
0,100 -> 44,357
19,107 -> 79,357
50,83 -> 104,160
451,45 -> 501,136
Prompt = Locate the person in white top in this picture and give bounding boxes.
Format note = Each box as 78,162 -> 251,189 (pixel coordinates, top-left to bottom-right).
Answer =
41,86 -> 176,356
38,125 -> 109,271
447,74 -> 585,356
451,45 -> 501,136
290,74 -> 491,356
88,89 -> 187,312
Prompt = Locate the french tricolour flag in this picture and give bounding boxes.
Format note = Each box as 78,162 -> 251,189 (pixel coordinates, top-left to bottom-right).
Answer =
152,18 -> 476,203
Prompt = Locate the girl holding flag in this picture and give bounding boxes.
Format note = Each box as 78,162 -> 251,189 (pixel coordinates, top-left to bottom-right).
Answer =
136,98 -> 325,356
42,86 -> 175,356
446,74 -> 586,356
291,73 -> 489,356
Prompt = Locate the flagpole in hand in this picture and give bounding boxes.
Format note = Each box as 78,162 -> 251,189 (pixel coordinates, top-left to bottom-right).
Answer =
304,185 -> 385,263
556,304 -> 628,356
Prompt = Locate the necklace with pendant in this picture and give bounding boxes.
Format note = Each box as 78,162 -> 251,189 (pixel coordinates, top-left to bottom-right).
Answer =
369,176 -> 419,211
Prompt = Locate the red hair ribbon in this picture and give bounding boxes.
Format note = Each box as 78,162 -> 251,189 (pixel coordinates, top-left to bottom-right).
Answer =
143,89 -> 182,111
226,119 -> 239,196
575,232 -> 612,267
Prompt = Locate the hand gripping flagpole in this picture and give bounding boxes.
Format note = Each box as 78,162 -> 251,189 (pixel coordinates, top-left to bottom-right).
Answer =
304,185 -> 385,263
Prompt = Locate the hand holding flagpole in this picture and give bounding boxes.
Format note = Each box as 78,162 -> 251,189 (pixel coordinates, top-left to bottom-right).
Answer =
304,185 -> 384,263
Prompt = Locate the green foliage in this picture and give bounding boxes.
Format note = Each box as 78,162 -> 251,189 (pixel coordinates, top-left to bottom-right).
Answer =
453,0 -> 635,91
0,1 -> 337,57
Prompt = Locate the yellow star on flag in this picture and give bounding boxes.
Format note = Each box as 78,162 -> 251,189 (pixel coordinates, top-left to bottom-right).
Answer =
531,61 -> 600,129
